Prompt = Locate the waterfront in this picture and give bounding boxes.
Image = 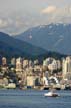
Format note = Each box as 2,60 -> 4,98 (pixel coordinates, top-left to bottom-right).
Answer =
0,89 -> 71,108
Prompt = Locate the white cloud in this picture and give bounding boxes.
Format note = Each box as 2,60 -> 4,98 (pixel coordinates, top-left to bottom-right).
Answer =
41,6 -> 57,14
40,6 -> 71,24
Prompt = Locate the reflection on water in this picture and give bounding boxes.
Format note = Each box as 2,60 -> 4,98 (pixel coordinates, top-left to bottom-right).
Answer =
0,89 -> 71,108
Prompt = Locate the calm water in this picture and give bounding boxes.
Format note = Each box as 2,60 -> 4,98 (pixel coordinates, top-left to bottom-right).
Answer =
0,89 -> 71,108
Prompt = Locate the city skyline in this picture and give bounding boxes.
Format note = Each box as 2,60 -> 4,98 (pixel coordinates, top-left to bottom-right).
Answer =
0,1 -> 71,107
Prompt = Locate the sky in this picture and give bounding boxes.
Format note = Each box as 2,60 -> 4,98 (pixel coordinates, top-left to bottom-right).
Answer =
0,0 -> 71,35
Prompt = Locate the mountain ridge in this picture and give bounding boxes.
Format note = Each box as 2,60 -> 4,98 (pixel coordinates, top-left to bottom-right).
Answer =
0,32 -> 65,61
0,32 -> 47,60
15,23 -> 71,55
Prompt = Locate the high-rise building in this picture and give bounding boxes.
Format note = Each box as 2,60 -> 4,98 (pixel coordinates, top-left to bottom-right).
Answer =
62,56 -> 71,79
11,58 -> 16,66
16,57 -> 22,72
23,59 -> 29,69
2,57 -> 7,66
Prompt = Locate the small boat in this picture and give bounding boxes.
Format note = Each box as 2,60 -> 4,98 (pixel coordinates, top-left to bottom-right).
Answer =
44,91 -> 59,97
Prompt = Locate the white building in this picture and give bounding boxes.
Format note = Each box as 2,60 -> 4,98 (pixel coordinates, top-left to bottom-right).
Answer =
43,58 -> 54,66
48,60 -> 58,71
16,57 -> 22,72
2,57 -> 7,65
43,58 -> 61,69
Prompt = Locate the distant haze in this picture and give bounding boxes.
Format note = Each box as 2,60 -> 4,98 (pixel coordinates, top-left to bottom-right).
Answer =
0,0 -> 71,34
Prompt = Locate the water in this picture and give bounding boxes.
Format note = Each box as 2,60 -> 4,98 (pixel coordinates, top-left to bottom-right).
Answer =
0,89 -> 71,108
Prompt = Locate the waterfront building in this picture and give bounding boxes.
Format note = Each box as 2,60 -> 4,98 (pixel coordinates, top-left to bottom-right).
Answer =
42,76 -> 49,86
3,77 -> 8,86
27,76 -> 35,87
0,78 -> 4,87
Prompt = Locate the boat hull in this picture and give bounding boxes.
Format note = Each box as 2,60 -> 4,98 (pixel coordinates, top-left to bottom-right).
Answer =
44,93 -> 59,97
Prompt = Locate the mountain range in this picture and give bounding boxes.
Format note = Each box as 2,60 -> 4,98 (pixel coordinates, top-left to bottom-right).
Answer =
15,23 -> 71,55
0,32 -> 65,61
0,32 -> 47,60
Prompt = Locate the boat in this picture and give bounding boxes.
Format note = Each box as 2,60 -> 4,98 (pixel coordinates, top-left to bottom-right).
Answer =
44,91 -> 59,97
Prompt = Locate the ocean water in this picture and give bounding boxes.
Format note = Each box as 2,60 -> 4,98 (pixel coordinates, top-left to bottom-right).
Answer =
0,89 -> 71,108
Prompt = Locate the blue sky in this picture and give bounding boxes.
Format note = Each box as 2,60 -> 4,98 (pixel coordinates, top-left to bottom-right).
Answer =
0,0 -> 71,35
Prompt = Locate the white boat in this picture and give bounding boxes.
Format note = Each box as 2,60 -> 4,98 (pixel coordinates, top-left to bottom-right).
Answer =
44,91 -> 59,97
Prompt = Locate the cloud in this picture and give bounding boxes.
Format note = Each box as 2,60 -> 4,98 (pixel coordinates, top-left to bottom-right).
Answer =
41,6 -> 57,14
0,6 -> 71,35
0,16 -> 31,35
0,19 -> 8,28
40,6 -> 71,24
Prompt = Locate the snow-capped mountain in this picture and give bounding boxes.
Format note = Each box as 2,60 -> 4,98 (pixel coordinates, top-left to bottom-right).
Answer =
15,23 -> 71,55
